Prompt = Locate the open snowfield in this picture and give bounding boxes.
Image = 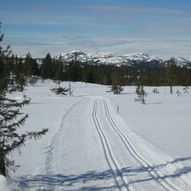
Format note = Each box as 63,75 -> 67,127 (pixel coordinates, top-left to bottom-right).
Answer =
6,80 -> 191,190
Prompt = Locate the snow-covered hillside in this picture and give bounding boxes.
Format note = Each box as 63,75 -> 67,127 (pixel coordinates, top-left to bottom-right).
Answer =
60,51 -> 163,66
7,81 -> 191,191
170,57 -> 191,68
58,51 -> 191,68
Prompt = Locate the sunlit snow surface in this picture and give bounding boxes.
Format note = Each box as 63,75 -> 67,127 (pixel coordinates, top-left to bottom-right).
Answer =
8,80 -> 191,190
0,175 -> 9,191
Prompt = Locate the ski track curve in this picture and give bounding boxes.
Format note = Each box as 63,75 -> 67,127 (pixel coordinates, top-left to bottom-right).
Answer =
43,98 -> 84,174
102,98 -> 185,191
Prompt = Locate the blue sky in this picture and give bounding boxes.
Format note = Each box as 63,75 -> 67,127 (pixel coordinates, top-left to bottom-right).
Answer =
1,0 -> 191,58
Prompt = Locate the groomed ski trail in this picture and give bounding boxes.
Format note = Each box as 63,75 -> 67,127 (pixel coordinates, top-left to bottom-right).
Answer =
16,96 -> 191,191
92,100 -> 133,191
102,99 -> 185,191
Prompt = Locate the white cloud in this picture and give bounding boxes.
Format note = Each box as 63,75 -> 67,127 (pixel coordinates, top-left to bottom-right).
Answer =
81,4 -> 185,15
8,35 -> 191,60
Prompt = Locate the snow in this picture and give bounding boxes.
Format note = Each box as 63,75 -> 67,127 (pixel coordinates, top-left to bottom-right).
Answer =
56,50 -> 191,67
10,80 -> 82,176
170,57 -> 191,68
109,86 -> 191,158
0,175 -> 9,191
8,80 -> 191,190
60,51 -> 162,65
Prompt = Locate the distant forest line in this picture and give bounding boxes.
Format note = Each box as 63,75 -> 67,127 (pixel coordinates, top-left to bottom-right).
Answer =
2,52 -> 191,89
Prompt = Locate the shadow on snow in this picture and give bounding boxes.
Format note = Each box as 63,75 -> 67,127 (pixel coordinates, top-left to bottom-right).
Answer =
16,156 -> 191,191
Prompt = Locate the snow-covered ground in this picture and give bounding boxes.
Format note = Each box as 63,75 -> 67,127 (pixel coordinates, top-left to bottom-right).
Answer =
109,87 -> 191,158
0,175 -> 9,191
5,80 -> 191,190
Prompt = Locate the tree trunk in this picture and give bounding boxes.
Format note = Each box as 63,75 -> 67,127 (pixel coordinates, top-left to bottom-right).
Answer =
170,85 -> 173,94
0,153 -> 6,176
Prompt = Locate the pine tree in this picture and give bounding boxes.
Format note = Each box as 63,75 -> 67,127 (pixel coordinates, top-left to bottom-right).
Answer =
136,84 -> 141,97
0,24 -> 48,176
166,58 -> 177,94
111,72 -> 123,94
40,53 -> 53,79
12,57 -> 26,92
140,85 -> 146,104
55,58 -> 64,81
23,52 -> 38,77
135,70 -> 146,104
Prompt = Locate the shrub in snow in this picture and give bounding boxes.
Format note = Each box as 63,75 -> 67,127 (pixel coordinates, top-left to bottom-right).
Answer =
176,90 -> 181,96
111,72 -> 123,95
135,85 -> 146,104
153,88 -> 159,94
51,87 -> 69,95
183,86 -> 189,93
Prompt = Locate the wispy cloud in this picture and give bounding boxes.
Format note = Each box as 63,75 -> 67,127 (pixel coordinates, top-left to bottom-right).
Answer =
62,35 -> 131,47
1,1 -> 191,59
7,34 -> 191,60
167,17 -> 191,25
81,4 -> 185,15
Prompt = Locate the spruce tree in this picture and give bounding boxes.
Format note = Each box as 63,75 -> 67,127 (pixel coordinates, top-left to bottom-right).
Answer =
40,53 -> 53,79
0,24 -> 48,176
23,52 -> 38,77
166,58 -> 177,94
55,58 -> 64,81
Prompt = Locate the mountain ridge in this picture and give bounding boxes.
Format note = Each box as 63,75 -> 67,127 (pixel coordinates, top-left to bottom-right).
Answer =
57,51 -> 191,68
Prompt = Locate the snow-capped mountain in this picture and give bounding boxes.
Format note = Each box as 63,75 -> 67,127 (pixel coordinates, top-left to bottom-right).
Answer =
60,51 -> 163,67
58,51 -> 191,68
170,57 -> 191,68
61,51 -> 88,63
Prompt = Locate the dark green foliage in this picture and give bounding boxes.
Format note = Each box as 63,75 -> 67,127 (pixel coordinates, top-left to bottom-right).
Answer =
136,85 -> 141,96
0,95 -> 45,175
1,28 -> 191,89
3,54 -> 191,87
51,81 -> 69,95
140,85 -> 146,104
111,72 -> 123,94
23,52 -> 39,77
165,58 -> 177,94
136,85 -> 146,104
51,87 -> 68,95
153,88 -> 159,94
0,31 -> 11,93
41,53 -> 53,79
32,54 -> 191,87
0,24 -> 48,176
55,59 -> 64,81
0,24 -> 191,87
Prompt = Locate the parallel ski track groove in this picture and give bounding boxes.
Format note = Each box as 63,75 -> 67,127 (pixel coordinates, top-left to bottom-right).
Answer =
92,100 -> 130,191
103,100 -> 184,191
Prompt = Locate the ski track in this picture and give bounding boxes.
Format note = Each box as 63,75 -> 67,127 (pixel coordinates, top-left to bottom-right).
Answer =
92,100 -> 132,191
16,96 -> 190,191
44,98 -> 84,175
102,99 -> 184,191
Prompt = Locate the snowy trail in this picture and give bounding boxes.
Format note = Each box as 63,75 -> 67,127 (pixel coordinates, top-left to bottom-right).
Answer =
94,98 -> 166,191
16,96 -> 191,191
92,100 -> 131,191
102,99 -> 185,191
